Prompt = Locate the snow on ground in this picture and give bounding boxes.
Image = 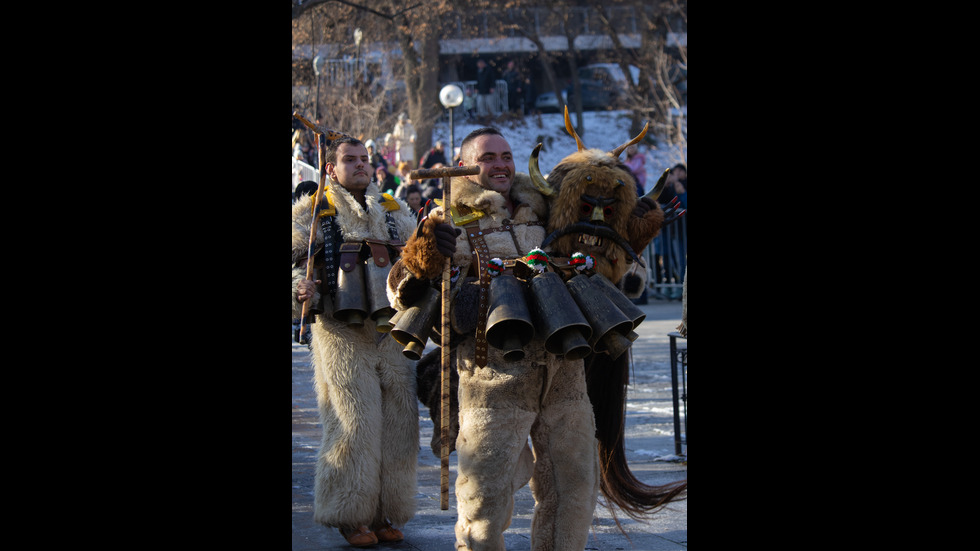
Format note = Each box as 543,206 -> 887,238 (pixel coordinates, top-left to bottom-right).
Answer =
429,107 -> 687,195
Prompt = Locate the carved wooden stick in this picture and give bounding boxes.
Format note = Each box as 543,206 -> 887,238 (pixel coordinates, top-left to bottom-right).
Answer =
410,164 -> 480,510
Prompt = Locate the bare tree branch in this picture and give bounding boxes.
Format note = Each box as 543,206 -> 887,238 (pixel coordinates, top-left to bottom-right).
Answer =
291,0 -> 422,20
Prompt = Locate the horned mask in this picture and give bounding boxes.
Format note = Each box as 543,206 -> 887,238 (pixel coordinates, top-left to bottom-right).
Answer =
529,108 -> 664,283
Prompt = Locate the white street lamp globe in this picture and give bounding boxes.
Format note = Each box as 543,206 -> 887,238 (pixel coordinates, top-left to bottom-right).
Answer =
440,84 -> 464,108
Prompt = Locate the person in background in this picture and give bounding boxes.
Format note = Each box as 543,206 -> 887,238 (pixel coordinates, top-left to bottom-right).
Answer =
403,184 -> 423,215
292,136 -> 419,547
501,59 -> 522,115
365,139 -> 388,172
653,163 -> 687,300
669,163 -> 687,209
417,163 -> 444,203
462,86 -> 476,120
375,165 -> 397,196
392,113 -> 417,165
419,140 -> 448,169
381,133 -> 397,167
395,160 -> 414,189
521,74 -> 536,115
657,163 -> 687,209
475,59 -> 498,121
624,144 -> 646,195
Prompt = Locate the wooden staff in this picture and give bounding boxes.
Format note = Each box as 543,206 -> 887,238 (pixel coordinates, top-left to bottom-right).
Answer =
292,111 -> 349,341
410,164 -> 480,510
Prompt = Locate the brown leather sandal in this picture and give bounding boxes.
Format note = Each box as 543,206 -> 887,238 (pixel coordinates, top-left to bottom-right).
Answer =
339,525 -> 378,547
372,521 -> 404,543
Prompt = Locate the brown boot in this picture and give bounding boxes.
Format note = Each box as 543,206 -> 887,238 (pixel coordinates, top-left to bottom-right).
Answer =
372,521 -> 404,543
339,525 -> 378,547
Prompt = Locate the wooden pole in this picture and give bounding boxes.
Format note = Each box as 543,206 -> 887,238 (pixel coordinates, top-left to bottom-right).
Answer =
410,164 -> 479,510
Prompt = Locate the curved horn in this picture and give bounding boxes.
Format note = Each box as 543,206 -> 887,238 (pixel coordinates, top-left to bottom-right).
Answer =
528,143 -> 556,197
610,122 -> 650,158
642,168 -> 670,201
563,106 -> 585,151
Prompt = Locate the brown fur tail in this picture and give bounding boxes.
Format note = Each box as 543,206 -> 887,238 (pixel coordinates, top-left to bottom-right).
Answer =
585,352 -> 687,521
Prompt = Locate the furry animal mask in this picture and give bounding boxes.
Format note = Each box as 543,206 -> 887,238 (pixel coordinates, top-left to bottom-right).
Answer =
528,108 -> 661,282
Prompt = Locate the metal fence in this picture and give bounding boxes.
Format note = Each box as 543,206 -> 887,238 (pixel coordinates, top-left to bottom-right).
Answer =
293,157 -> 318,193
446,80 -> 510,115
639,215 -> 687,299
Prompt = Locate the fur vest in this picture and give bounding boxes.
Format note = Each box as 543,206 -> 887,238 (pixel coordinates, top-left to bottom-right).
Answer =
292,179 -> 418,316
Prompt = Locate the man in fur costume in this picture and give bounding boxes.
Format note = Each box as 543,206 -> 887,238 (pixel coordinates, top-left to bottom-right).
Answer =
408,116 -> 687,549
292,136 -> 420,547
388,127 -> 598,551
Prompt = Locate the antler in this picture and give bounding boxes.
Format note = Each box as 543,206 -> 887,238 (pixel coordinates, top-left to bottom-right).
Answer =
563,106 -> 585,152
610,122 -> 650,158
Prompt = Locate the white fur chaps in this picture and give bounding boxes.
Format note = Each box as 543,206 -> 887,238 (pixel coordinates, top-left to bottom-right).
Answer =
309,318 -> 418,529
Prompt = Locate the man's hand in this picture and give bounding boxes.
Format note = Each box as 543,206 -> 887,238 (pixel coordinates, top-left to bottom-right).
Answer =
404,213 -> 462,280
433,222 -> 461,257
296,278 -> 321,302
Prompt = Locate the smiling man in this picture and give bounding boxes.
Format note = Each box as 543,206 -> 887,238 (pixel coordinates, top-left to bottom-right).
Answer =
387,127 -> 601,551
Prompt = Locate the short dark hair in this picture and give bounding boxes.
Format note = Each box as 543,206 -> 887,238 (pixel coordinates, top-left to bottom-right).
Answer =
404,184 -> 422,197
324,136 -> 364,165
460,127 -> 504,161
672,163 -> 687,172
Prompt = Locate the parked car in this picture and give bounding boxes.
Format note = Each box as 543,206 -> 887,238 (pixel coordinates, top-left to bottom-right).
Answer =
534,64 -> 641,113
566,63 -> 639,111
534,89 -> 567,113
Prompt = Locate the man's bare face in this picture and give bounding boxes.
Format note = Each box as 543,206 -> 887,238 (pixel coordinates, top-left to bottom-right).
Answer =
463,134 -> 514,195
328,143 -> 372,192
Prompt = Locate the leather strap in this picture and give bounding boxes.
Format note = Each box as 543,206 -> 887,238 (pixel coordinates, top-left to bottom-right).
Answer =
364,238 -> 402,268
463,222 -> 491,367
338,242 -> 362,272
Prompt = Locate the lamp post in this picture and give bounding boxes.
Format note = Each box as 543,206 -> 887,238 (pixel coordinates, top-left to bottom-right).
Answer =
312,55 -> 322,122
354,28 -> 363,84
439,84 -> 464,164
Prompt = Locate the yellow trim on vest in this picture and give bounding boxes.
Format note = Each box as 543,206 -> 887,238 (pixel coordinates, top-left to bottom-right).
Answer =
435,198 -> 486,226
381,192 -> 400,211
312,191 -> 336,218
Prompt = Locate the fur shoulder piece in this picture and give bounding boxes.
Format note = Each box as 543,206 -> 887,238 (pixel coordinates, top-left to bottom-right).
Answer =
509,172 -> 548,220
448,175 -> 502,213
292,194 -> 318,254
448,172 -> 547,220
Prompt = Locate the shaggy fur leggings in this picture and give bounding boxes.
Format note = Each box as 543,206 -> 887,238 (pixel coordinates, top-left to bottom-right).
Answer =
453,339 -> 599,551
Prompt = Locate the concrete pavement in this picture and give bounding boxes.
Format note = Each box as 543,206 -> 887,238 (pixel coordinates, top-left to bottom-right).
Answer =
292,298 -> 687,550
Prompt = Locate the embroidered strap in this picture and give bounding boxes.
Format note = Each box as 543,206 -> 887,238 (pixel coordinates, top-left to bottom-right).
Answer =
318,214 -> 341,301
463,222 -> 491,367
